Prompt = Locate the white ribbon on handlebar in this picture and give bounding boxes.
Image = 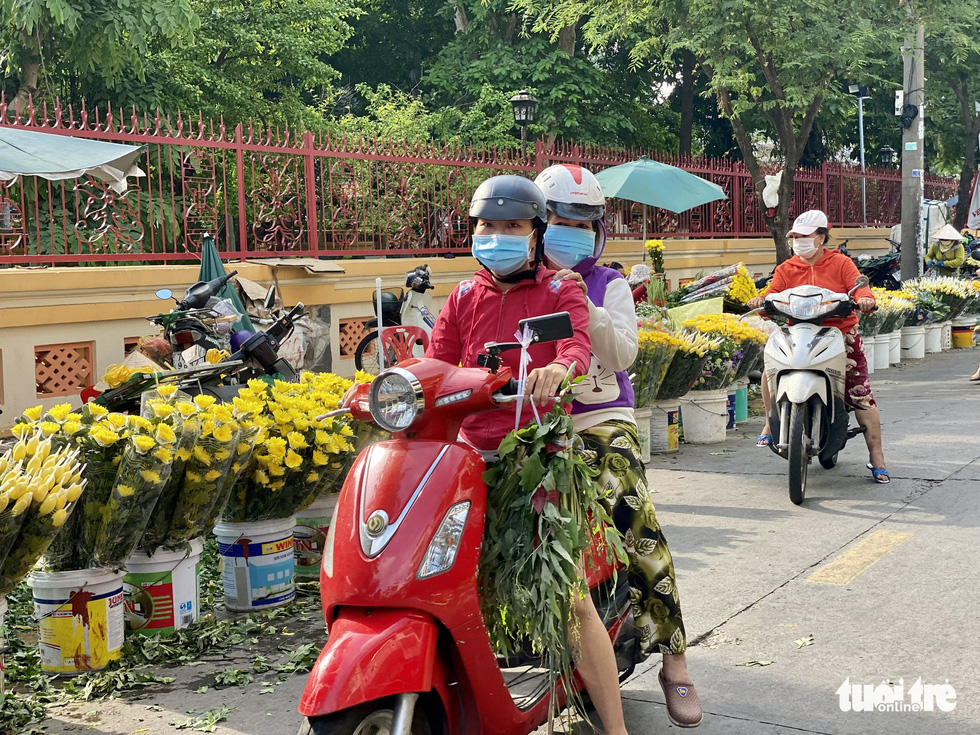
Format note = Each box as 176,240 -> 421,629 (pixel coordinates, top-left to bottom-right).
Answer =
513,325 -> 541,431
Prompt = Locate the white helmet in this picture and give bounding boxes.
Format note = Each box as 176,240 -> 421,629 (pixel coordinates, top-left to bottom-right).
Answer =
535,164 -> 606,221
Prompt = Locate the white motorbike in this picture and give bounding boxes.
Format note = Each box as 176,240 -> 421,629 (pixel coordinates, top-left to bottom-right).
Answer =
760,276 -> 870,504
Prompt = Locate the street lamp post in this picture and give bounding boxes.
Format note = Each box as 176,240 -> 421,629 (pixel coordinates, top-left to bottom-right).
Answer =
849,84 -> 871,224
509,90 -> 538,159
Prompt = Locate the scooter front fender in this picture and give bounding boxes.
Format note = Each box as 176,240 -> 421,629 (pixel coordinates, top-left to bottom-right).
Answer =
299,608 -> 438,718
774,371 -> 828,406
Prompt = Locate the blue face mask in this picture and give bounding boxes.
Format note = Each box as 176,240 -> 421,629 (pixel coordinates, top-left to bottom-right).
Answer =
543,225 -> 596,269
472,233 -> 533,277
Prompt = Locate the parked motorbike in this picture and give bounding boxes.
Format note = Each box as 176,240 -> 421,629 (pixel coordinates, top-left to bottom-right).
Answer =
354,265 -> 437,373
95,283 -> 307,412
854,251 -> 902,289
759,276 -> 871,504
298,312 -> 642,735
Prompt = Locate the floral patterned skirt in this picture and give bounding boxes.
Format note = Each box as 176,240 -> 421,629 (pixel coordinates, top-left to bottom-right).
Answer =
580,419 -> 687,659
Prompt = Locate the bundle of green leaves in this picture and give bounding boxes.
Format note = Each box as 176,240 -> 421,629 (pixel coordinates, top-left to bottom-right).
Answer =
480,389 -> 626,722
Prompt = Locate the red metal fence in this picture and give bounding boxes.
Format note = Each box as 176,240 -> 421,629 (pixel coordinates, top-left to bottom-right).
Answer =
0,99 -> 958,265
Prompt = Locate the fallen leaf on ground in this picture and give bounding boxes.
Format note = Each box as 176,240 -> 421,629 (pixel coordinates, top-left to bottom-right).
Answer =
795,635 -> 814,649
736,660 -> 774,667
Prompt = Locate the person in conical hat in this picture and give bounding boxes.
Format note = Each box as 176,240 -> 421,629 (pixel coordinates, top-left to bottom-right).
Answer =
925,223 -> 967,276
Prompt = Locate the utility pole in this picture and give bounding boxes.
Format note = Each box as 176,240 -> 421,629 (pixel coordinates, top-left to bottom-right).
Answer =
900,22 -> 925,280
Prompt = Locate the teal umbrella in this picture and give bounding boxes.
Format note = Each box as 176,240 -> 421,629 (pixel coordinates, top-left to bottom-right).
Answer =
595,156 -> 728,251
199,234 -> 254,332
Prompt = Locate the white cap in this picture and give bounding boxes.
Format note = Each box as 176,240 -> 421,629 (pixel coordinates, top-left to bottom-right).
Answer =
788,210 -> 829,236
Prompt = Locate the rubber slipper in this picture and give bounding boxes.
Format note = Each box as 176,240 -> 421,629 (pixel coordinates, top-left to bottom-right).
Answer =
969,376 -> 980,382
867,463 -> 890,484
756,433 -> 773,447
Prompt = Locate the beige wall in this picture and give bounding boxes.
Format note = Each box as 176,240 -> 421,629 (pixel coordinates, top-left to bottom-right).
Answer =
0,228 -> 893,429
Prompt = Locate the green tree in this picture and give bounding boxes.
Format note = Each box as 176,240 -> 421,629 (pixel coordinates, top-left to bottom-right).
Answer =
925,0 -> 980,229
0,0 -> 197,115
519,0 -> 907,260
153,0 -> 362,128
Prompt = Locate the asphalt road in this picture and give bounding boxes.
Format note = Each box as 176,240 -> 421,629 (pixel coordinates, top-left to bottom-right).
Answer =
36,347 -> 980,735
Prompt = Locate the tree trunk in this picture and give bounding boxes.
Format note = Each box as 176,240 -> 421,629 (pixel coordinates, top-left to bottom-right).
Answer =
12,44 -> 40,119
452,4 -> 468,33
558,24 -> 576,56
953,117 -> 980,230
679,50 -> 696,157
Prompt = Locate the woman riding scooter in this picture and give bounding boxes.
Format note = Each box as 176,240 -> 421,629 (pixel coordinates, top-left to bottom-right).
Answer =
748,210 -> 889,484
535,164 -> 702,729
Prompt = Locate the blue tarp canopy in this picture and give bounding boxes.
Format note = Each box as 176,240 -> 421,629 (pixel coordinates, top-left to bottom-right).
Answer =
0,127 -> 145,192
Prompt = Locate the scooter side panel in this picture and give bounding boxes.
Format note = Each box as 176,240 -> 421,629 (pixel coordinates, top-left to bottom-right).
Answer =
298,608 -> 437,716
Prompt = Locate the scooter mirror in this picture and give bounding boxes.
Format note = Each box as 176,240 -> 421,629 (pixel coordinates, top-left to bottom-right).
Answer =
155,288 -> 174,300
854,275 -> 870,289
263,286 -> 277,311
518,312 -> 574,344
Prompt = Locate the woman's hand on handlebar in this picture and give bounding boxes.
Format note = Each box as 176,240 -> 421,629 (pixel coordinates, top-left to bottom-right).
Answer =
747,296 -> 765,309
857,297 -> 876,314
525,363 -> 567,405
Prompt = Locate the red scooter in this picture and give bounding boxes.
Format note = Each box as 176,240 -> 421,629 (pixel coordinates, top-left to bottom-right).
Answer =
298,313 -> 642,735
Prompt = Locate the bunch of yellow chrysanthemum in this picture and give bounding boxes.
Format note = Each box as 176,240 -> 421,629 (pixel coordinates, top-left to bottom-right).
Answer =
0,430 -> 86,593
727,264 -> 759,305
223,374 -> 360,522
682,313 -> 767,345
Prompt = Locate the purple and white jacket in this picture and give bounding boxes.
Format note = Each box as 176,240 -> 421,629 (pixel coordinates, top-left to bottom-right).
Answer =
567,228 -> 639,432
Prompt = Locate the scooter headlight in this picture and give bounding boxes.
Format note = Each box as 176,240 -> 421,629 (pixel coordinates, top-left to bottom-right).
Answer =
779,295 -> 838,321
417,502 -> 470,579
369,368 -> 424,432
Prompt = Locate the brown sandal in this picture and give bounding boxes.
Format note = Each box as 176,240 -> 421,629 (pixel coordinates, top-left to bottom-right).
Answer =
659,668 -> 703,728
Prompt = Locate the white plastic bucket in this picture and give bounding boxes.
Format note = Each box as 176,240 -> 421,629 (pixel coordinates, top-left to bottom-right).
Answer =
28,569 -> 125,675
650,399 -> 680,453
901,326 -> 926,359
864,337 -> 875,375
924,323 -> 943,353
124,538 -> 204,637
678,389 -> 728,444
941,321 -> 952,350
214,517 -> 296,612
888,331 -> 901,364
633,407 -> 652,463
873,335 -> 890,370
294,494 -> 339,579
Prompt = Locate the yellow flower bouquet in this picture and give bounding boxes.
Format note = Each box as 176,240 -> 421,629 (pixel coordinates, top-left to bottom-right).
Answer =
93,420 -> 177,567
655,331 -> 721,400
683,313 -> 767,383
645,239 -> 665,274
630,328 -> 678,407
222,373 -> 361,523
0,431 -> 86,594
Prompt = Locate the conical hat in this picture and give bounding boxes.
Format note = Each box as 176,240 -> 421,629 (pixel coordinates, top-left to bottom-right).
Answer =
931,223 -> 963,241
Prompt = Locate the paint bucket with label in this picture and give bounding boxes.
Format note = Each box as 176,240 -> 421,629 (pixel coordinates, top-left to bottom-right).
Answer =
942,321 -> 952,350
294,494 -> 339,579
214,517 -> 296,612
678,389 -> 728,444
633,407 -> 652,463
924,323 -> 943,353
124,538 -> 204,637
952,316 -> 976,348
28,569 -> 125,675
650,399 -> 680,454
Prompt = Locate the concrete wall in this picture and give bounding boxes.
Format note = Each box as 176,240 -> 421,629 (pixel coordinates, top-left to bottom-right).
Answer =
0,228 -> 892,429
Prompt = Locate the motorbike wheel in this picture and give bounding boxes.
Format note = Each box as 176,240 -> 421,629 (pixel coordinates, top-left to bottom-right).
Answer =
819,452 -> 838,470
300,700 -> 432,735
354,332 -> 398,374
787,402 -> 810,505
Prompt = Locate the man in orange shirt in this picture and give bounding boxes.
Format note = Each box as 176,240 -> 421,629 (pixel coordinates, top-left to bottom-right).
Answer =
748,210 -> 889,484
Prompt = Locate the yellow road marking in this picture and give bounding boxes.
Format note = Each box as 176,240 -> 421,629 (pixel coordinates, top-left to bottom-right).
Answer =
808,530 -> 913,585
